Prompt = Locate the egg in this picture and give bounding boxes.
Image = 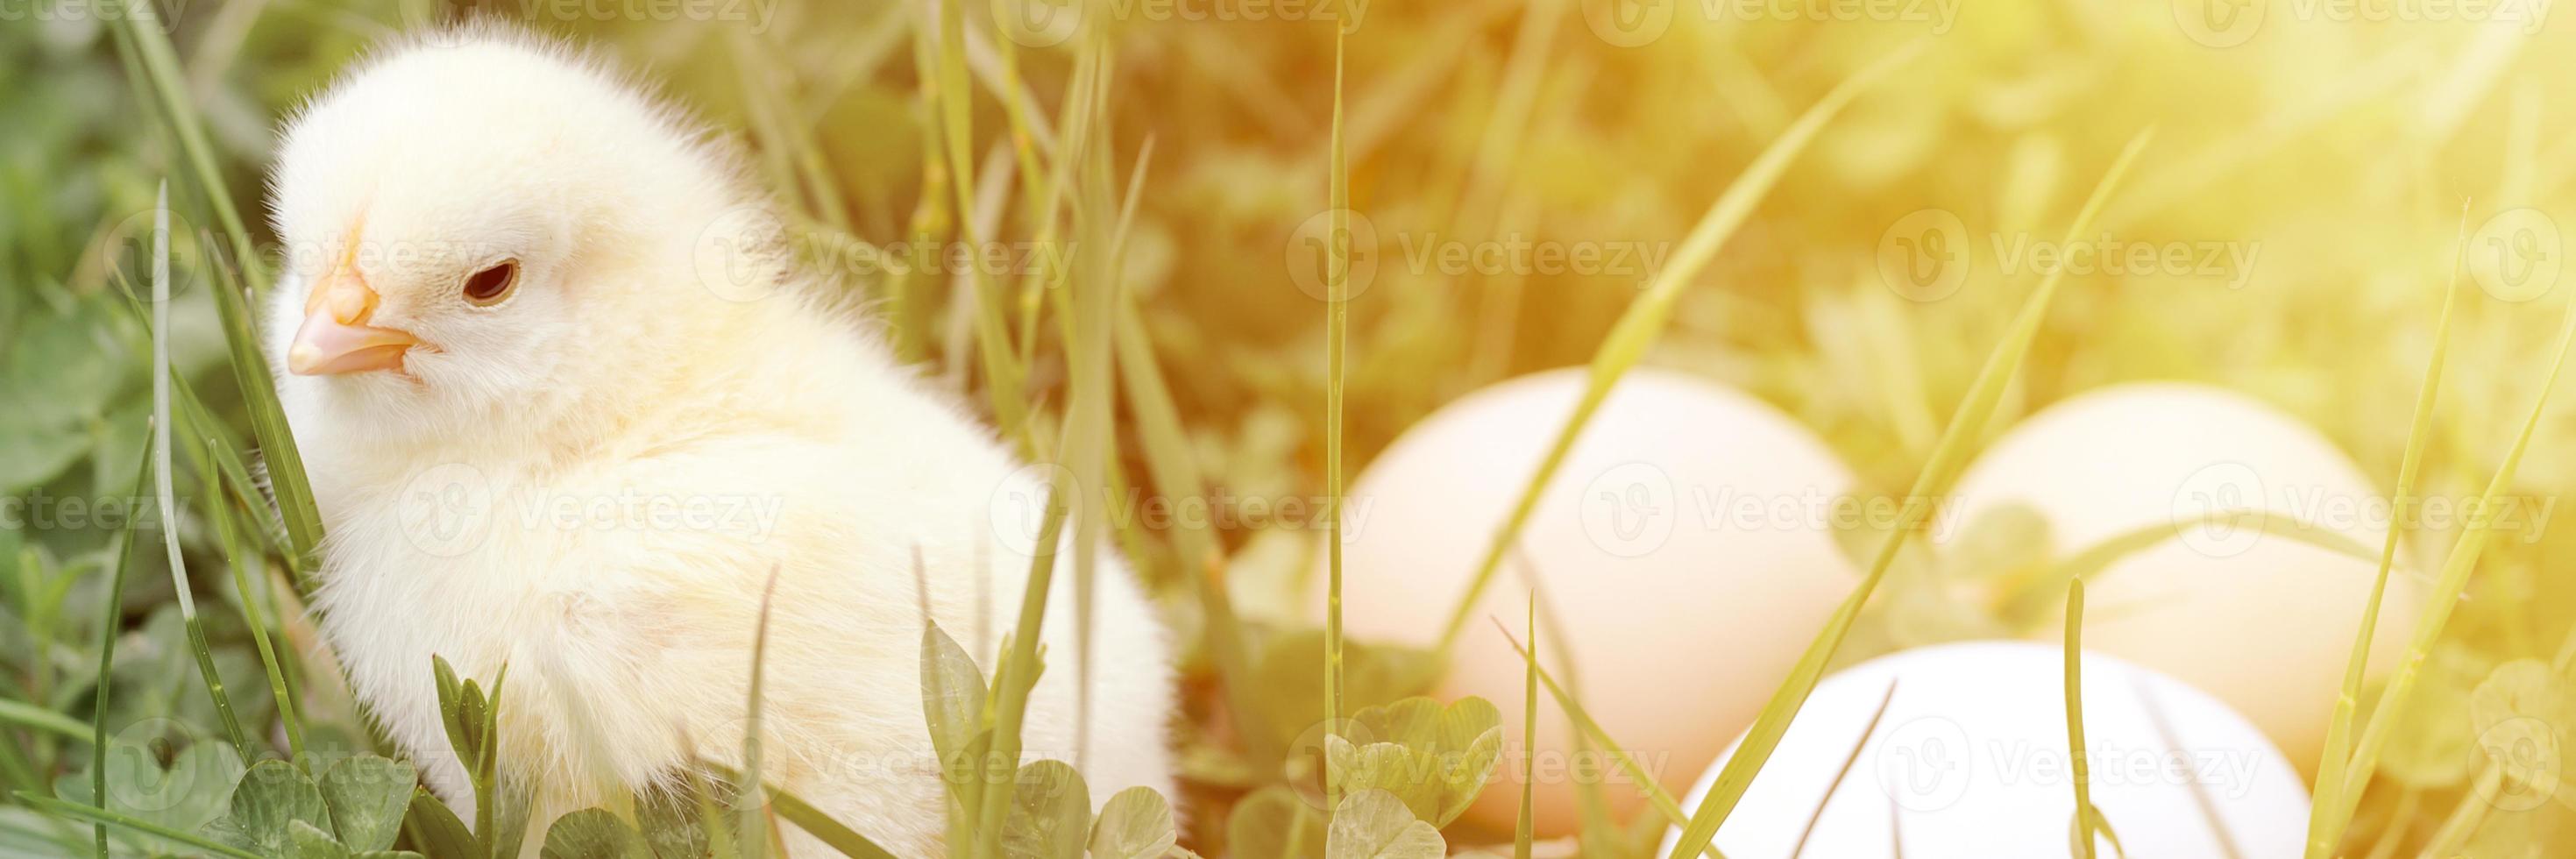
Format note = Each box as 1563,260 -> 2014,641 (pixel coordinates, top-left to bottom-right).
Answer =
1663,642 -> 2311,857
1943,382 -> 2415,771
1320,366 -> 1858,835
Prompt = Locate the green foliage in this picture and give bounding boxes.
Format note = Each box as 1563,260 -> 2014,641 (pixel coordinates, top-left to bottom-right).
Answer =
1224,787 -> 1322,859
540,809 -> 651,859
53,738 -> 245,855
920,619 -> 990,799
1004,760 -> 1090,859
411,656 -> 527,859
193,757 -> 424,859
1323,697 -> 1502,827
1086,788 -> 1178,859
1667,129 -> 2158,859
322,756 -> 420,852
18,1 -> 2576,855
202,760 -> 329,855
1252,630 -> 1437,756
1321,789 -> 1441,859
917,614 -> 1183,859
403,789 -> 479,859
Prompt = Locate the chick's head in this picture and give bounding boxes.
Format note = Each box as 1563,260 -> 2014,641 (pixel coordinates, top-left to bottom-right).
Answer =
267,25 -> 775,446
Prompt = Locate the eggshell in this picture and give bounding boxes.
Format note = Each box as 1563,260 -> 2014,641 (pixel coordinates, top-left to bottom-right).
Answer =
1663,642 -> 2311,858
1944,382 -> 2416,771
1320,366 -> 1857,835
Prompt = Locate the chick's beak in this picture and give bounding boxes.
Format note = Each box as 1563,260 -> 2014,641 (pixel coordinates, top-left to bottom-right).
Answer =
287,265 -> 418,375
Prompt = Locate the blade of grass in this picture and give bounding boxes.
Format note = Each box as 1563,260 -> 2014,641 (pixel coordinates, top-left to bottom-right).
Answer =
1029,46 -> 1113,384
1888,795 -> 1905,858
103,289 -> 275,563
106,0 -> 325,571
1434,39 -> 1931,653
2422,776 -> 2490,856
1665,129 -> 2154,859
887,10 -> 952,366
2311,233 -> 2576,850
969,480 -> 1071,855
88,430 -> 153,855
1449,0 -> 1566,233
0,700 -> 88,746
696,762 -> 741,859
694,765 -> 901,859
1514,595 -> 1537,859
2000,508 -> 2398,629
1789,679 -> 1898,859
1511,551 -> 1621,849
738,567 -> 781,859
106,284 -> 280,566
199,437 -> 304,762
2301,202 -> 2469,859
962,18 -> 1061,156
1487,621 -> 1720,858
145,182 -> 252,763
1322,25 -> 1352,817
2065,579 -> 2097,859
995,20 -> 1078,367
15,795 -> 263,859
931,0 -> 1032,447
1062,41 -> 1122,777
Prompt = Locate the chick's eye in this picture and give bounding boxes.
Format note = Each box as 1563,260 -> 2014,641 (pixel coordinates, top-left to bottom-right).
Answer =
462,259 -> 520,305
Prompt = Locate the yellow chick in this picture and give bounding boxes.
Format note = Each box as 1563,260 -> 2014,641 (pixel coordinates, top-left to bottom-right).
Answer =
262,25 -> 1175,856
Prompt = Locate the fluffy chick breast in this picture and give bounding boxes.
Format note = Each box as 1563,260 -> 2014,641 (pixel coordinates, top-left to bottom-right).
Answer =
263,27 -> 1176,856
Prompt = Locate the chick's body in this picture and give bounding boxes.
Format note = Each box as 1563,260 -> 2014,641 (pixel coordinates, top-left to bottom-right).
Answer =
263,31 -> 1174,856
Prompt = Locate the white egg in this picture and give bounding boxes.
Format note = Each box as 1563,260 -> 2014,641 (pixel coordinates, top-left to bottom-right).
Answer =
1944,382 -> 2415,771
1663,641 -> 2311,858
1321,366 -> 1857,835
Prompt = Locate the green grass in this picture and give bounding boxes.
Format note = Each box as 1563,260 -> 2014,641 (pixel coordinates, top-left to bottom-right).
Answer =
2062,579 -> 2111,859
2303,202 -> 2472,857
148,181 -> 252,764
1660,118 -> 2154,859
1321,23 -> 1352,819
1431,38 -> 1932,657
9,2 -> 2576,856
2316,214 -> 2576,851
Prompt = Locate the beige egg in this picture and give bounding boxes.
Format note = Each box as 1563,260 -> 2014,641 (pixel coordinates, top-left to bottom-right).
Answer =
1319,366 -> 1858,835
1944,382 -> 2417,773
